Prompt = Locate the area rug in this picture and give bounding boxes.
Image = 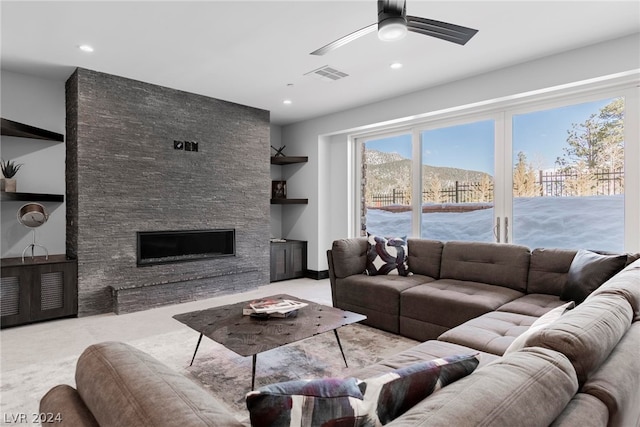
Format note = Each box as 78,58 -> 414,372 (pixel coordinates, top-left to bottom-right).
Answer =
137,323 -> 419,421
1,323 -> 418,424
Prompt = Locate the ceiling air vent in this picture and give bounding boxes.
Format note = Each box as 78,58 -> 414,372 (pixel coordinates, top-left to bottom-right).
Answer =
305,65 -> 349,82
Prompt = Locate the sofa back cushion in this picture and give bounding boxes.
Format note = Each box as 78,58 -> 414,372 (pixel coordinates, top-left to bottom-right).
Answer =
439,241 -> 530,292
75,342 -> 242,427
587,259 -> 640,320
527,248 -> 577,295
523,293 -> 633,386
580,322 -> 640,427
386,347 -> 578,427
560,249 -> 628,304
407,238 -> 443,278
330,238 -> 368,278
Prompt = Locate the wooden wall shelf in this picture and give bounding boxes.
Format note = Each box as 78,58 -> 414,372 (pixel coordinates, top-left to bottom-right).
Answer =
271,198 -> 308,205
1,118 -> 64,142
1,192 -> 64,202
271,156 -> 308,165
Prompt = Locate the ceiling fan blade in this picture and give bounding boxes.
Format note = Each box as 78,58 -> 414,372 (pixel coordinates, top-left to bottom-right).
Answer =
406,16 -> 478,45
310,23 -> 377,56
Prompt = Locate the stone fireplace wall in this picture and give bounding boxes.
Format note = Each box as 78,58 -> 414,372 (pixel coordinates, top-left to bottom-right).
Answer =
66,68 -> 270,316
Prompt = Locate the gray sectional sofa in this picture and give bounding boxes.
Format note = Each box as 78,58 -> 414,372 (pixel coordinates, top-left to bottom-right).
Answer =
40,238 -> 639,426
327,238 -> 640,426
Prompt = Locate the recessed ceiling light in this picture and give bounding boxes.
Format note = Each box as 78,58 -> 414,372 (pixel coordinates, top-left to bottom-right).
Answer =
390,62 -> 403,70
78,44 -> 94,53
283,99 -> 292,105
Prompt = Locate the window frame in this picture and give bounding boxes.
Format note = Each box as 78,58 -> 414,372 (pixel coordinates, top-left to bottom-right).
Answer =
351,77 -> 639,251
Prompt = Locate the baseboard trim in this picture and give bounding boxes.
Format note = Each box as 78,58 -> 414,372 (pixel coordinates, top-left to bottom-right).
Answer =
305,270 -> 329,280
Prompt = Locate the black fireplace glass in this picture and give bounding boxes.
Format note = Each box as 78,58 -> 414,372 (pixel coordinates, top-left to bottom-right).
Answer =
137,229 -> 235,266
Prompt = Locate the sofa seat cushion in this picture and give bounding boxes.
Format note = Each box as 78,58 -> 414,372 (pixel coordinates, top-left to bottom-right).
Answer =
437,311 -> 537,355
350,340 -> 498,380
400,279 -> 524,329
504,301 -> 575,355
386,347 -> 579,427
74,341 -> 242,427
497,293 -> 567,317
335,274 -> 434,315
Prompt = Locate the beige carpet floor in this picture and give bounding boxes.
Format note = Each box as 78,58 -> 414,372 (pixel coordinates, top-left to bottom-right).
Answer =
1,323 -> 418,425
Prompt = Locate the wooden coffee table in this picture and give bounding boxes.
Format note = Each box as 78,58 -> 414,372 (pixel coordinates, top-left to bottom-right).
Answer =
172,294 -> 367,390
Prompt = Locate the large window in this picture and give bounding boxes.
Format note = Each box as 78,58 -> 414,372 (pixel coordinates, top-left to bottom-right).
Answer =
356,87 -> 637,252
362,133 -> 412,237
511,97 -> 624,251
421,120 -> 495,242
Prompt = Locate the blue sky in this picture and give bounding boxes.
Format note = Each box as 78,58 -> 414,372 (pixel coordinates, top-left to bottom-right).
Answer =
365,97 -> 617,175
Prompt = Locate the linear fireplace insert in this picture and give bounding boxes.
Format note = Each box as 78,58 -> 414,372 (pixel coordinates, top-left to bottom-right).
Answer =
137,229 -> 235,266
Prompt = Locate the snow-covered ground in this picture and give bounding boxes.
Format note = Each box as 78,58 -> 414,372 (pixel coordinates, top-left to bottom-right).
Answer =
366,195 -> 624,252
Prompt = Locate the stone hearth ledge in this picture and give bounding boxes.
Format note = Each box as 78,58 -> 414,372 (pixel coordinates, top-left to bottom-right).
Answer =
110,268 -> 262,314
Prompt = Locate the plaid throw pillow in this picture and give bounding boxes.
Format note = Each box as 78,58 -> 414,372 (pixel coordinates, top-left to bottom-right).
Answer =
358,353 -> 480,424
246,377 -> 368,427
245,354 -> 479,427
365,233 -> 409,276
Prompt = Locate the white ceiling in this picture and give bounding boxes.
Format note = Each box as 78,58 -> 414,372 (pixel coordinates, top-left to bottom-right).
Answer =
1,1 -> 639,125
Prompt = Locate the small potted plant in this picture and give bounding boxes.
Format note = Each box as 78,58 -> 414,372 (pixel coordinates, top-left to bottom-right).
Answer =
1,159 -> 23,192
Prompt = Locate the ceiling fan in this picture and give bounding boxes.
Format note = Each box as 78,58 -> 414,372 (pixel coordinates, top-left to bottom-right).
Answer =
311,0 -> 478,56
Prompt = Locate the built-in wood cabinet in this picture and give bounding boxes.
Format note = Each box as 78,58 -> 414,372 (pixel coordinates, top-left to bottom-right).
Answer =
1,255 -> 77,328
270,240 -> 307,282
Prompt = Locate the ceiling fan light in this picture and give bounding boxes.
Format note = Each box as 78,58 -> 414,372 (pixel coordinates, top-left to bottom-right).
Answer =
378,17 -> 407,41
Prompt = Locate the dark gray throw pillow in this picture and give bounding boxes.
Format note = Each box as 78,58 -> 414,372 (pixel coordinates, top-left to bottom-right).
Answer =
560,249 -> 627,304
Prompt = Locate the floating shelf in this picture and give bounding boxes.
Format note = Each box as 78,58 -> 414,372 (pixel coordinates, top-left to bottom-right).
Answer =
271,198 -> 308,205
271,156 -> 308,165
1,118 -> 64,142
0,192 -> 64,202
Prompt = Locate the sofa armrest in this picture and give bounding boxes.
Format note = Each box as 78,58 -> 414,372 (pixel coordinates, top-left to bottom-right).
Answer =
75,342 -> 243,427
327,249 -> 338,307
40,384 -> 99,427
328,238 -> 368,307
329,238 -> 368,278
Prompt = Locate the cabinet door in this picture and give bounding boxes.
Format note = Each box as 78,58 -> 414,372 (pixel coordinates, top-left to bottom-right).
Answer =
289,242 -> 307,279
270,243 -> 289,282
30,262 -> 77,322
0,266 -> 32,328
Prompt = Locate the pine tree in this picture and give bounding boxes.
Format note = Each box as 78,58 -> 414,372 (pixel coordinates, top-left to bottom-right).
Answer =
556,98 -> 624,173
513,151 -> 540,197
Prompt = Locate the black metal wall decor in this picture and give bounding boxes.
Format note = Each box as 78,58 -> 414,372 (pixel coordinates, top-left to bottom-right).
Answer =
271,145 -> 286,157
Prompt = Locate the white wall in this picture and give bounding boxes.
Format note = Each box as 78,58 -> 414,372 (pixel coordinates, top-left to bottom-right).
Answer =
1,70 -> 67,258
280,33 -> 640,272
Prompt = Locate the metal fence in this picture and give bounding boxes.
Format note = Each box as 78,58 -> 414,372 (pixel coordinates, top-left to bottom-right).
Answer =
368,170 -> 625,207
538,170 -> 624,197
